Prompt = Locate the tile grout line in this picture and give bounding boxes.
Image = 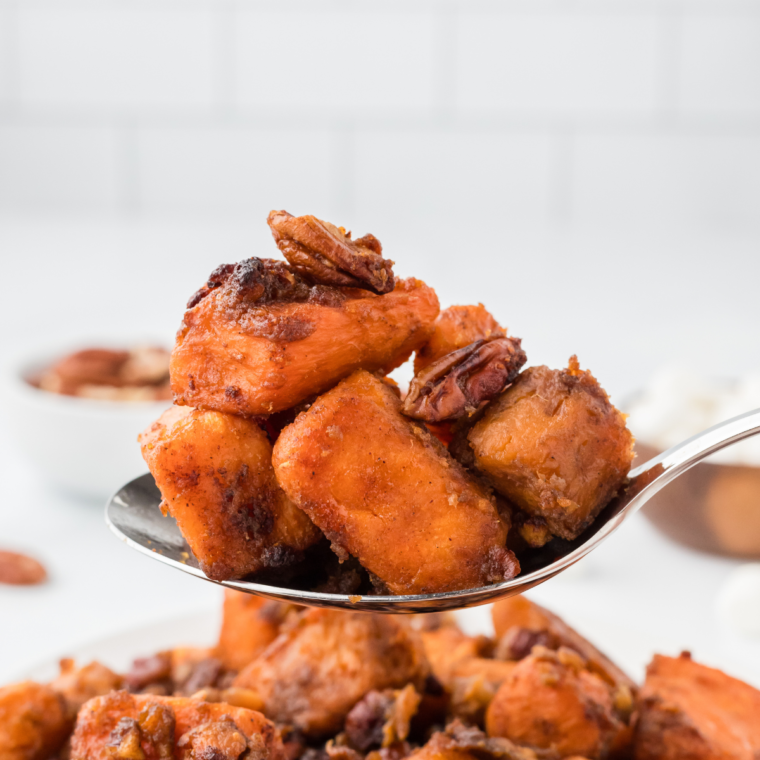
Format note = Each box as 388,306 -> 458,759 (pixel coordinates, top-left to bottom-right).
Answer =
433,0 -> 458,124
548,127 -> 575,230
2,0 -> 21,111
213,0 -> 236,114
117,120 -> 140,216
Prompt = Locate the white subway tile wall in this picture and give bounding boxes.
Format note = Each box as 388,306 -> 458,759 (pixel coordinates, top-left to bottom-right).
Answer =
136,125 -> 335,215
17,7 -> 217,110
0,7 -> 13,106
0,0 -> 759,232
353,128 -> 555,224
454,11 -> 660,114
573,130 -> 760,229
235,8 -> 438,113
0,122 -> 119,210
679,13 -> 760,115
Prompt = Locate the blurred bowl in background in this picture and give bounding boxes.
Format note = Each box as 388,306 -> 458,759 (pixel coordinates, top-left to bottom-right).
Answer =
625,368 -> 760,559
635,441 -> 760,559
4,353 -> 170,501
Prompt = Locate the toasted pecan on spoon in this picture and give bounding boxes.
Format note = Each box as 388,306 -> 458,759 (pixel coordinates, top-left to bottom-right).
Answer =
268,210 -> 395,294
403,337 -> 527,423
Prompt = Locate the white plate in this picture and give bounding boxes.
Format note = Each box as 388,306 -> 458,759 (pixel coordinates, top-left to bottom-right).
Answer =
15,604 -> 683,686
18,607 -> 222,684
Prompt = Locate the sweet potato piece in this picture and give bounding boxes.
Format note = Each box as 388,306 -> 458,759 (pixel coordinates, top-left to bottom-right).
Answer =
419,622 -> 515,726
216,591 -> 298,672
492,596 -> 635,691
415,305 -> 505,374
140,406 -> 321,581
0,681 -> 70,760
171,258 -> 439,416
486,648 -> 631,759
464,357 -> 633,541
411,720 -> 542,760
447,659 -> 519,727
233,608 -> 430,738
421,626 -> 492,686
71,690 -> 284,760
633,653 -> 760,760
272,370 -> 519,595
50,660 -> 124,717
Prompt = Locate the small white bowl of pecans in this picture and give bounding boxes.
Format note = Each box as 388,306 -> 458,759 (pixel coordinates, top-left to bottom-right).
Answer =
6,345 -> 172,500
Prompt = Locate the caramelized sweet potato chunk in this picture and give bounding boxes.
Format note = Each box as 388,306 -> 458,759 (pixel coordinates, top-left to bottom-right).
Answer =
272,370 -> 519,595
486,648 -> 631,759
419,621 -> 513,726
140,406 -> 320,581
216,591 -> 298,672
233,608 -> 430,738
415,305 -> 505,374
50,660 -> 124,718
421,625 -> 492,686
411,720 -> 542,760
71,691 -> 284,760
171,258 -> 439,416
0,682 -> 70,760
447,660 -> 519,727
492,596 -> 635,691
463,358 -> 633,541
633,653 -> 760,760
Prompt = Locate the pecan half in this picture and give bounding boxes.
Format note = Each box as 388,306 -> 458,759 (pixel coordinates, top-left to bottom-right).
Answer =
0,550 -> 47,585
402,337 -> 527,422
268,210 -> 395,294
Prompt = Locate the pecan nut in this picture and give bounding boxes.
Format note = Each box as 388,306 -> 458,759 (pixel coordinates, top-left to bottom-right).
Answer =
0,550 -> 47,585
268,210 -> 395,294
402,337 -> 527,422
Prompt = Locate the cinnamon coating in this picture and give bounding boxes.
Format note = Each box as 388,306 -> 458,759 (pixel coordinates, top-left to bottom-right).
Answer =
216,592 -> 298,672
462,357 -> 634,541
268,210 -> 395,294
233,609 -> 430,738
273,371 -> 519,595
70,692 -> 284,760
633,653 -> 760,760
491,596 -> 635,692
485,647 -> 632,759
402,337 -> 527,422
172,260 -> 438,417
139,406 -> 320,581
0,682 -> 70,760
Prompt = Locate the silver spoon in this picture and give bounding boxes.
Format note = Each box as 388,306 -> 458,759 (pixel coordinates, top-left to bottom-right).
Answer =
106,407 -> 760,613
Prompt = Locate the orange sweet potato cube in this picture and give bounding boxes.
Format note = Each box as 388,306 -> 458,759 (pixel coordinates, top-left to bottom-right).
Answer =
140,406 -> 320,580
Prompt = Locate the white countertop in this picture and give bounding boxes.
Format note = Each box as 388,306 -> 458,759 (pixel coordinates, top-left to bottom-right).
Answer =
1,216 -> 759,689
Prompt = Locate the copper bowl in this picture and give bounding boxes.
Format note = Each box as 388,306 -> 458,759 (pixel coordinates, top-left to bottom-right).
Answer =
636,442 -> 760,559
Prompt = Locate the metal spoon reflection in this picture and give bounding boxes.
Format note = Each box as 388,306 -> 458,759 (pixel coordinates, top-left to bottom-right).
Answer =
106,408 -> 760,613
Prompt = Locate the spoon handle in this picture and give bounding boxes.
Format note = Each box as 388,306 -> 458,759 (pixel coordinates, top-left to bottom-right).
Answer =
626,407 -> 760,513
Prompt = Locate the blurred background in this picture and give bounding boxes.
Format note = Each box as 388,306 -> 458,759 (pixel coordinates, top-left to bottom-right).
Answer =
1,0 -> 759,387
1,0 -> 760,686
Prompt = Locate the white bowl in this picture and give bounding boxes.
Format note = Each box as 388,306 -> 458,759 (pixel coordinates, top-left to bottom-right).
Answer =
3,354 -> 169,501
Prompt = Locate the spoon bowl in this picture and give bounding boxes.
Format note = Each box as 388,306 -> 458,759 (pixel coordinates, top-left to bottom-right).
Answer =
106,407 -> 760,613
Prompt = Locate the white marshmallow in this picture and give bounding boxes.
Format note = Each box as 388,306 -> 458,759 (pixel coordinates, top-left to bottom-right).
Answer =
716,564 -> 760,639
